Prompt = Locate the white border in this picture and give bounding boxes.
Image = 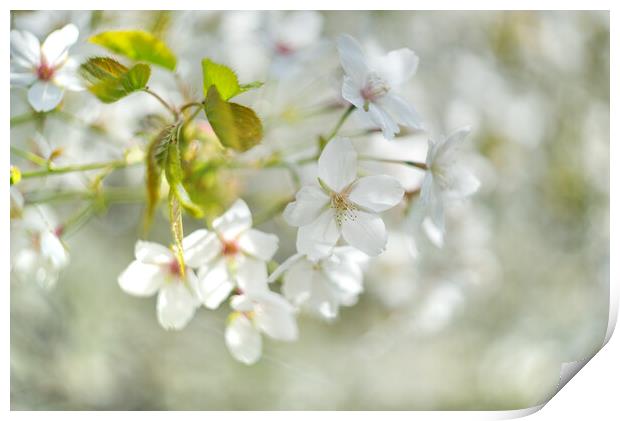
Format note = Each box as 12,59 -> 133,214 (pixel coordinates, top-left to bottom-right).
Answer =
3,1 -> 616,419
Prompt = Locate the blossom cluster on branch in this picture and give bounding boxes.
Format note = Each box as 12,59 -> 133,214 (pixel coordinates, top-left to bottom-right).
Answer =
10,14 -> 479,364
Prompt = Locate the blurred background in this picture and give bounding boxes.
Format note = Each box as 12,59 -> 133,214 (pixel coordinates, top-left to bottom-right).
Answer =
10,10 -> 609,410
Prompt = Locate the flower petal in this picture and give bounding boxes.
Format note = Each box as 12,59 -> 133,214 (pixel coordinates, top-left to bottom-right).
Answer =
253,292 -> 298,341
135,240 -> 173,265
374,48 -> 419,87
10,29 -> 40,69
341,210 -> 387,256
11,70 -> 36,87
40,231 -> 69,269
196,258 -> 234,309
296,208 -> 340,259
27,81 -> 63,112
237,229 -> 279,261
349,175 -> 404,212
118,261 -> 165,296
342,75 -> 364,108
337,34 -> 368,86
183,229 -> 221,268
156,280 -> 200,330
318,137 -> 357,192
225,314 -> 262,365
235,255 -> 269,292
281,258 -> 314,306
367,102 -> 399,140
53,59 -> 84,91
41,23 -> 79,67
434,126 -> 472,166
213,199 -> 252,240
379,94 -> 422,129
283,185 -> 329,227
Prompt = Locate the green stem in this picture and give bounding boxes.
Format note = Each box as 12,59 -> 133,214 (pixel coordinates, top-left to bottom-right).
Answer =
180,102 -> 203,113
10,146 -> 48,167
358,156 -> 428,170
20,159 -> 138,179
10,112 -> 39,127
143,87 -> 178,118
324,104 -> 355,143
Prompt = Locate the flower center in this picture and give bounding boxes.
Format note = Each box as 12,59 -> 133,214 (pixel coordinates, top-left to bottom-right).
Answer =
36,61 -> 55,81
361,72 -> 390,103
330,192 -> 358,226
275,41 -> 294,56
168,259 -> 181,277
222,240 -> 240,257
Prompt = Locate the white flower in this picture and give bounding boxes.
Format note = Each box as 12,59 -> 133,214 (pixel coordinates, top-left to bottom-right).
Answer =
225,290 -> 298,365
10,24 -> 83,112
12,206 -> 69,289
118,240 -> 201,330
416,127 -> 480,242
282,247 -> 367,320
181,199 -> 279,310
283,137 -> 404,257
268,11 -> 323,56
337,34 -> 422,140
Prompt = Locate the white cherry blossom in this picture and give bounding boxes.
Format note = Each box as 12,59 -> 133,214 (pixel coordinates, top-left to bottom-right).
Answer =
282,247 -> 367,320
416,126 -> 480,242
12,206 -> 69,289
337,34 -> 422,140
118,240 -> 201,330
10,24 -> 83,112
283,137 -> 404,258
225,290 -> 298,365
181,199 -> 279,310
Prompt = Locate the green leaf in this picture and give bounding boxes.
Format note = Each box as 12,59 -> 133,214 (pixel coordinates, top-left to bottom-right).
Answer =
79,57 -> 128,84
165,135 -> 204,219
143,124 -> 175,232
82,61 -> 151,103
89,30 -> 177,71
201,58 -> 263,100
203,86 -> 263,152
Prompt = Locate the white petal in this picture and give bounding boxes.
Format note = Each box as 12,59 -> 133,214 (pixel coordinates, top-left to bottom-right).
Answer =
253,292 -> 298,341
374,48 -> 419,87
182,229 -> 221,268
40,231 -> 69,269
156,281 -> 200,330
349,175 -> 404,212
341,210 -> 387,256
367,102 -> 399,140
237,229 -> 279,261
197,258 -> 234,309
342,76 -> 364,108
434,126 -> 472,165
11,71 -> 36,87
230,294 -> 254,312
427,182 -> 445,234
337,34 -> 368,86
135,240 -> 173,265
281,258 -> 314,306
235,255 -> 269,293
118,261 -> 165,296
53,60 -> 84,91
379,94 -> 422,129
225,314 -> 262,365
296,208 -> 340,259
318,137 -> 357,192
41,24 -> 79,67
283,185 -> 329,227
27,81 -> 63,112
213,199 -> 252,240
10,29 -> 40,69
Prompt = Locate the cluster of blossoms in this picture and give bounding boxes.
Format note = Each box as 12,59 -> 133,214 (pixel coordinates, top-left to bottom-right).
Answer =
10,18 -> 479,364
